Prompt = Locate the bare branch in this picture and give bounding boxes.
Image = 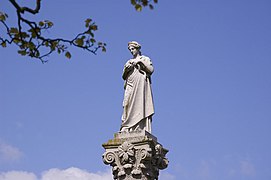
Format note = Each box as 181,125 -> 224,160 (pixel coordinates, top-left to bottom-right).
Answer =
0,20 -> 13,44
9,0 -> 41,14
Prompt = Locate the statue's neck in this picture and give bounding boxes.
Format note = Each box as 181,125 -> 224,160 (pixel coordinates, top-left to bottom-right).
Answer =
133,54 -> 141,59
133,53 -> 141,59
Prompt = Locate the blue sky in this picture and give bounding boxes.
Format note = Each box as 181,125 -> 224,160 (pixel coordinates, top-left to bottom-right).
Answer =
1,0 -> 271,179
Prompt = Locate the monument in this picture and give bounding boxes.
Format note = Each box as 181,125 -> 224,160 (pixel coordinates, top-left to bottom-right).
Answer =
102,41 -> 169,180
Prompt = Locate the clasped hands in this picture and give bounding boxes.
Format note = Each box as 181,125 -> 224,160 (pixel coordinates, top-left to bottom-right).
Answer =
125,59 -> 141,69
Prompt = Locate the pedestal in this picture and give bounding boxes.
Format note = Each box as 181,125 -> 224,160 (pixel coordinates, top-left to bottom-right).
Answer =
102,130 -> 169,180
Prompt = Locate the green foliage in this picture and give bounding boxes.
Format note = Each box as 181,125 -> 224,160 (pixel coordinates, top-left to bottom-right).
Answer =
85,18 -> 92,28
1,42 -> 7,47
0,12 -> 8,21
135,4 -> 143,12
1,13 -> 105,63
9,27 -> 18,34
38,20 -> 53,29
65,51 -> 71,59
18,49 -> 27,56
75,38 -> 84,47
0,0 -> 157,63
131,0 -> 158,12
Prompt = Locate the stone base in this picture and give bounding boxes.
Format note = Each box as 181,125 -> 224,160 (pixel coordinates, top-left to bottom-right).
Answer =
102,130 -> 169,180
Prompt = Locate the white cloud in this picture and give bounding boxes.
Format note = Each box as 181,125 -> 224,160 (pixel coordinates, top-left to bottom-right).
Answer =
159,171 -> 176,180
172,163 -> 189,179
240,160 -> 255,176
0,168 -> 112,180
0,167 -> 175,180
0,141 -> 23,163
0,171 -> 37,180
41,167 -> 112,180
228,168 -> 236,176
199,160 -> 210,179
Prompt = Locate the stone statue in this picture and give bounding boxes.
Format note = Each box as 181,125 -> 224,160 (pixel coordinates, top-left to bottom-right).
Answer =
102,41 -> 168,180
120,41 -> 154,133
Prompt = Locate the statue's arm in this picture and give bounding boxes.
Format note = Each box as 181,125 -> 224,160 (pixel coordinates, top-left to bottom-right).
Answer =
122,60 -> 133,80
137,57 -> 154,75
122,68 -> 128,80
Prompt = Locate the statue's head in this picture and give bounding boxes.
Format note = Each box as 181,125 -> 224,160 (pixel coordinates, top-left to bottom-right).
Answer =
128,41 -> 141,57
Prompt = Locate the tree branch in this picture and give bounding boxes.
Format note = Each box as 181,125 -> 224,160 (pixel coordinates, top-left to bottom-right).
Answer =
1,0 -> 158,62
9,0 -> 41,14
1,2 -> 105,63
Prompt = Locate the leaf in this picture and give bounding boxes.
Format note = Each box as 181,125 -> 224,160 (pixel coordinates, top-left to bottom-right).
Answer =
127,150 -> 133,156
13,38 -> 20,44
0,14 -> 5,21
44,20 -> 53,28
39,21 -> 44,27
14,34 -> 20,40
0,12 -> 8,21
29,52 -> 34,57
135,4 -> 142,11
149,4 -> 154,10
50,41 -> 58,51
123,153 -> 129,162
102,46 -> 106,52
118,170 -> 125,177
90,25 -> 98,31
154,0 -> 158,3
1,42 -> 7,47
85,18 -> 92,24
142,0 -> 148,6
32,33 -> 37,38
35,50 -> 40,57
47,21 -> 53,27
90,38 -> 96,43
27,42 -> 36,50
20,32 -> 30,38
44,41 -> 49,47
130,0 -> 136,5
18,50 -> 27,56
75,38 -> 84,46
131,169 -> 141,175
65,51 -> 71,59
123,164 -> 132,169
85,30 -> 94,37
85,18 -> 92,27
52,41 -> 58,46
9,27 -> 18,34
28,28 -> 38,38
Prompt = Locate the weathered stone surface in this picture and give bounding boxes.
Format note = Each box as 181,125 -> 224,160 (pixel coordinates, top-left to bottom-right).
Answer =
102,41 -> 169,179
102,130 -> 168,180
121,41 -> 154,133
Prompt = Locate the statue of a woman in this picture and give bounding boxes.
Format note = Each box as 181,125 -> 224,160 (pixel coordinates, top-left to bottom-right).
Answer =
120,41 -> 154,133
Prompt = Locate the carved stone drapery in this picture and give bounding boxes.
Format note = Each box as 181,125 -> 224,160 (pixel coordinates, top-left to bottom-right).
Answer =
102,130 -> 169,180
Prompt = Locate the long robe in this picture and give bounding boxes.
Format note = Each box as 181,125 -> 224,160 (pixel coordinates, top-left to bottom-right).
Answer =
121,55 -> 154,132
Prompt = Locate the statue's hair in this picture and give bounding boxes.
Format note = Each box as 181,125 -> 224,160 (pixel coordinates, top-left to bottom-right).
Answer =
128,41 -> 141,50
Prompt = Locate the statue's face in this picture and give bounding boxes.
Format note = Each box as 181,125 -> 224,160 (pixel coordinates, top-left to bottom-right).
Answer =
128,46 -> 139,57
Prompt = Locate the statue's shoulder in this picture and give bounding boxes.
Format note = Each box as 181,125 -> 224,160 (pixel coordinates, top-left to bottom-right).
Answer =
140,55 -> 151,62
125,59 -> 133,64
